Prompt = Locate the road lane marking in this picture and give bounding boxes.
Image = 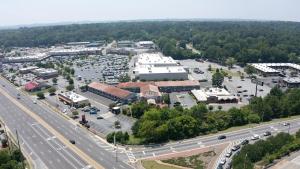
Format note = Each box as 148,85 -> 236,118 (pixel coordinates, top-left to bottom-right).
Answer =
0,87 -> 105,169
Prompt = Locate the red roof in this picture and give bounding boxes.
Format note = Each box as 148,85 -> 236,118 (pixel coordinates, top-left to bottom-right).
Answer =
154,80 -> 200,87
25,81 -> 39,91
140,84 -> 161,97
117,82 -> 154,89
88,82 -> 132,99
117,80 -> 200,89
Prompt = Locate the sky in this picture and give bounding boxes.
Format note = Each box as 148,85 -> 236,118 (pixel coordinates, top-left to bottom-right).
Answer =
0,0 -> 299,27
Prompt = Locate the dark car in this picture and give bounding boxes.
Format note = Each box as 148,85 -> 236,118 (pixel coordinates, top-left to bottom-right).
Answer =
69,139 -> 75,144
243,90 -> 248,92
218,135 -> 226,140
263,131 -> 272,136
241,139 -> 249,145
231,145 -> 240,151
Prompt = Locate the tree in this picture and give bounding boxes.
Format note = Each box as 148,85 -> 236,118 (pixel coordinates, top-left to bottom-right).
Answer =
68,78 -> 74,85
119,74 -> 131,83
52,77 -> 58,84
66,85 -> 74,91
244,65 -> 256,75
36,92 -> 45,99
72,111 -> 79,116
212,69 -> 224,87
48,87 -> 56,95
162,94 -> 170,105
225,57 -> 236,69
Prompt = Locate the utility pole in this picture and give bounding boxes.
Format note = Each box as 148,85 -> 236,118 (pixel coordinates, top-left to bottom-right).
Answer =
114,124 -> 118,163
244,153 -> 248,169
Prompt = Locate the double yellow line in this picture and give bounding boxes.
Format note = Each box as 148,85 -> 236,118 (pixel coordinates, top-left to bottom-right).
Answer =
0,87 -> 105,169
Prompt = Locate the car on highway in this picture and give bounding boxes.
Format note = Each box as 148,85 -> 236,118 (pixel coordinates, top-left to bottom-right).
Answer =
220,158 -> 226,165
69,139 -> 75,144
241,139 -> 249,145
218,135 -> 226,140
283,122 -> 290,126
251,134 -> 260,140
231,145 -> 240,151
263,131 -> 272,136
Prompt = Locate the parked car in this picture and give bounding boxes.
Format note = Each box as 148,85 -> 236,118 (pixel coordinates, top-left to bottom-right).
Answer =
231,145 -> 240,151
263,131 -> 272,136
241,139 -> 249,145
218,135 -> 226,140
220,158 -> 226,165
97,116 -> 103,120
251,134 -> 260,140
225,151 -> 232,158
283,122 -> 290,126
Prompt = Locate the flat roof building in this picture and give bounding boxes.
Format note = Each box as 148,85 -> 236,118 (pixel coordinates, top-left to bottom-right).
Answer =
133,53 -> 188,81
58,92 -> 90,108
191,88 -> 238,104
32,68 -> 58,79
250,63 -> 300,77
282,78 -> 300,88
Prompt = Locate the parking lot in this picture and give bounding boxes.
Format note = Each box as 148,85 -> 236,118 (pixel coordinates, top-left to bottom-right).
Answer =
170,92 -> 197,109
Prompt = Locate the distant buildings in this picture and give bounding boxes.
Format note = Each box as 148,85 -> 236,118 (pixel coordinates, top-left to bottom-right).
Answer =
136,41 -> 156,49
32,68 -> 58,79
191,88 -> 238,104
0,52 -> 4,72
19,66 -> 39,74
250,63 -> 300,77
282,78 -> 300,88
117,40 -> 135,48
88,82 -> 136,103
133,53 -> 189,81
58,92 -> 90,108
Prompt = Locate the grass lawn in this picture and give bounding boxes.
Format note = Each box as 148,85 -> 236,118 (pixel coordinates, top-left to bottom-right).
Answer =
209,67 -> 241,77
142,160 -> 181,169
127,135 -> 145,145
162,151 -> 216,169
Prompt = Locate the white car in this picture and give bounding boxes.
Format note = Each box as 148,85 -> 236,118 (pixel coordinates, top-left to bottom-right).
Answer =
33,100 -> 37,104
220,158 -> 226,165
225,151 -> 232,158
251,134 -> 260,140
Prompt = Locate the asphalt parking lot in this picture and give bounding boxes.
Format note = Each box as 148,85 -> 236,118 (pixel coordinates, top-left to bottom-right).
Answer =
170,92 -> 197,109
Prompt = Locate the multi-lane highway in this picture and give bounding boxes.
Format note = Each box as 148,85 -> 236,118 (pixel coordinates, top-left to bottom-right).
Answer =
130,117 -> 300,161
0,77 -> 133,169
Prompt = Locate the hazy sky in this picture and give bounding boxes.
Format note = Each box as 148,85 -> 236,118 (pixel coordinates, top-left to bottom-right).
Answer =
0,0 -> 299,26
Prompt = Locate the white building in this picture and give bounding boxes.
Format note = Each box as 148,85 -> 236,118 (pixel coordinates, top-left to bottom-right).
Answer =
32,68 -> 58,79
136,66 -> 188,81
136,41 -> 156,49
191,88 -> 238,104
58,92 -> 90,108
250,63 -> 300,77
134,53 -> 188,81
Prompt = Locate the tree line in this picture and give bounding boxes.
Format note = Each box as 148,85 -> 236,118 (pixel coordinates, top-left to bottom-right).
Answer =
232,131 -> 300,169
127,87 -> 300,143
1,21 -> 300,64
